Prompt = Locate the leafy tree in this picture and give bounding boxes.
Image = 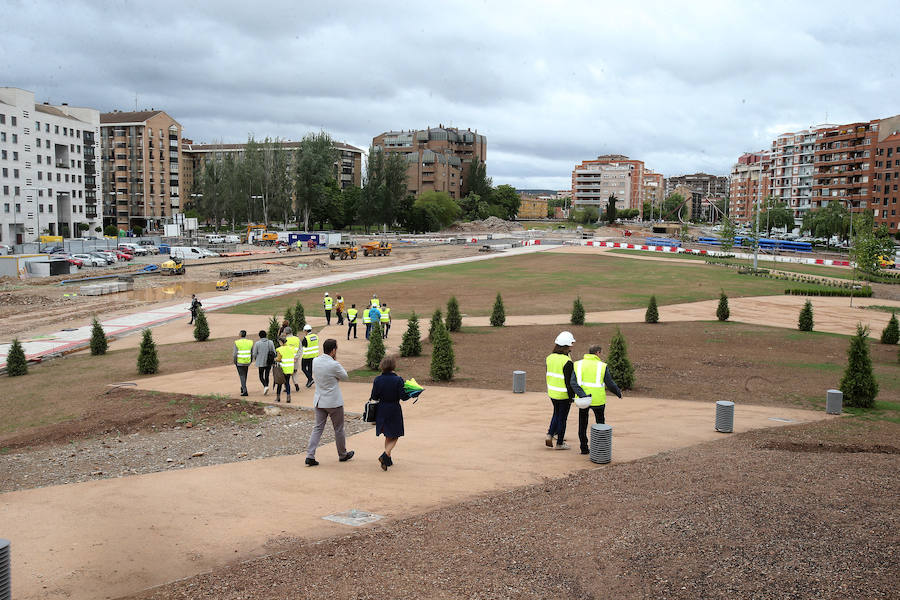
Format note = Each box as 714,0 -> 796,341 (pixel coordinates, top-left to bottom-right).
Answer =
759,199 -> 794,236
851,226 -> 895,274
78,223 -> 90,232
193,308 -> 210,341
606,195 -> 618,224
366,322 -> 385,370
94,225 -> 103,233
400,311 -> 422,357
798,300 -> 814,332
90,317 -> 108,355
104,224 -> 119,237
717,290 -> 730,321
409,191 -> 461,232
490,293 -> 506,327
132,225 -> 143,236
293,301 -> 306,333
429,308 -> 443,340
720,217 -> 736,253
382,151 -> 409,227
881,313 -> 899,345
607,328 -> 634,390
284,306 -> 295,334
137,329 -> 159,374
801,200 -> 849,243
267,315 -> 281,342
429,320 -> 455,381
459,192 -> 490,221
467,159 -> 493,200
341,185 -> 362,228
6,338 -> 27,376
660,193 -> 686,221
680,223 -> 690,243
294,131 -> 339,231
569,206 -> 599,225
839,324 -> 878,408
571,296 -> 585,325
645,296 -> 659,324
360,145 -> 384,233
492,184 -> 521,220
446,297 -> 462,332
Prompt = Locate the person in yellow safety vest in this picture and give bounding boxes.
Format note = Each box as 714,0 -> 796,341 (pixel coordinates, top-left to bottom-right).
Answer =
371,294 -> 380,309
362,303 -> 373,339
346,304 -> 359,340
300,323 -> 319,388
380,303 -> 391,339
233,330 -> 254,397
572,344 -> 623,455
275,341 -> 296,403
323,292 -> 333,325
545,331 -> 576,450
284,328 -> 302,392
335,294 -> 345,325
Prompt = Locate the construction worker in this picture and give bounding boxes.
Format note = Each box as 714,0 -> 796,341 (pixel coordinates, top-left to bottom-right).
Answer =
370,293 -> 380,309
367,303 -> 382,340
284,327 -> 301,391
323,292 -> 333,325
545,331 -> 576,450
233,330 -> 253,397
274,340 -> 296,403
363,303 -> 373,339
336,294 -> 345,325
300,323 -> 319,388
347,303 -> 359,340
572,344 -> 622,455
380,303 -> 391,339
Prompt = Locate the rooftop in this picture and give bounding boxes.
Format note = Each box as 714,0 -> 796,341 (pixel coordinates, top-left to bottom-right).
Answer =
100,110 -> 164,124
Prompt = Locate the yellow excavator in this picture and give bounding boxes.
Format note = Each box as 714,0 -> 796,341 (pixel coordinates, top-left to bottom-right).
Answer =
246,224 -> 278,245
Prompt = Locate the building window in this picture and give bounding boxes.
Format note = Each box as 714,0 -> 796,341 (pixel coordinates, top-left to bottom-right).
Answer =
10,116 -> 16,126
39,204 -> 43,213
48,204 -> 53,213
0,114 -> 4,124
15,203 -> 20,212
12,152 -> 18,161
11,134 -> 17,143
3,203 -> 8,213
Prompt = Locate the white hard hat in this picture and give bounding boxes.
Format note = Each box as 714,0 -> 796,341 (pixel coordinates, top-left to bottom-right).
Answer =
554,331 -> 576,346
574,395 -> 592,409
325,292 -> 329,296
304,324 -> 312,331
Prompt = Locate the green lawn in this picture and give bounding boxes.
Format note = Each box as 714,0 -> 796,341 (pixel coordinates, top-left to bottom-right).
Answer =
224,251 -> 833,319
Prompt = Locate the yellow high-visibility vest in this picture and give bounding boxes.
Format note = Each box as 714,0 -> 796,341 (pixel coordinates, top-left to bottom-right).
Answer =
380,307 -> 390,323
545,353 -> 571,400
348,308 -> 358,323
574,354 -> 607,406
371,297 -> 379,308
278,345 -> 296,374
362,310 -> 371,324
285,335 -> 300,349
324,296 -> 333,310
302,334 -> 319,359
234,338 -> 253,365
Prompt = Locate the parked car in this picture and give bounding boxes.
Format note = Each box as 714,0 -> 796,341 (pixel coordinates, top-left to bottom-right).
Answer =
114,250 -> 134,261
118,243 -> 148,256
0,244 -> 13,255
66,256 -> 84,268
44,245 -> 65,254
91,251 -> 117,264
138,240 -> 159,254
72,253 -> 107,267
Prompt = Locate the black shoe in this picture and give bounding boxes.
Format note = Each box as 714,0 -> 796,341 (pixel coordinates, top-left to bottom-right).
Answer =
286,397 -> 291,404
240,392 -> 248,397
276,396 -> 281,402
379,452 -> 388,471
580,448 -> 590,455
294,384 -> 300,392
339,450 -> 355,462
305,457 -> 319,466
306,380 -> 314,388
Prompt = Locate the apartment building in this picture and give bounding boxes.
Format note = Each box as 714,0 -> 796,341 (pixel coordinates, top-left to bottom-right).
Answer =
874,128 -> 900,233
372,126 -> 486,199
100,110 -> 183,231
0,87 -> 101,244
516,194 -> 548,219
810,121 -> 879,218
728,151 -> 771,223
571,155 -> 652,215
767,129 -> 820,220
643,170 -> 664,211
664,173 -> 728,199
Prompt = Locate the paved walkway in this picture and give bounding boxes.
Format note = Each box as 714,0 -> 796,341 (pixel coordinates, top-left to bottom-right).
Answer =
0,245 -> 550,368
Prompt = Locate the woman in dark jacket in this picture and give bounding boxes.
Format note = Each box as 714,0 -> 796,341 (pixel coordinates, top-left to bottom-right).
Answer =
370,355 -> 410,470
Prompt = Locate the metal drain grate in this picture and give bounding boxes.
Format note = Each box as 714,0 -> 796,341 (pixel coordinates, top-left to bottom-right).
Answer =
0,538 -> 9,600
323,510 -> 383,527
715,401 -> 734,433
589,423 -> 612,464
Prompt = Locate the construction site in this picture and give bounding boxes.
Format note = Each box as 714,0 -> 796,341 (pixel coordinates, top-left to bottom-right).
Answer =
1,224 -> 899,600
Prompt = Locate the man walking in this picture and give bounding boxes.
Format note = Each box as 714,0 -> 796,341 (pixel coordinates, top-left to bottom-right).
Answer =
305,338 -> 354,466
284,327 -> 302,392
336,294 -> 345,325
572,344 -> 622,455
252,330 -> 276,395
233,330 -> 253,397
346,303 -> 358,340
188,294 -> 202,324
300,323 -> 318,388
380,302 -> 391,339
323,292 -> 333,325
366,303 -> 382,340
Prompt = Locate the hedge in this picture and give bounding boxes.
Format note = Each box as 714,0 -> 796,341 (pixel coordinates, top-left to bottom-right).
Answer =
785,287 -> 872,297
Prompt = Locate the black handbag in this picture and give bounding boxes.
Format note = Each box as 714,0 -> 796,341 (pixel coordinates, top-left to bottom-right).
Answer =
363,399 -> 379,423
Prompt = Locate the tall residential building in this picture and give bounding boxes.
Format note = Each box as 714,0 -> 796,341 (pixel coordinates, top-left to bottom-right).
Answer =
873,126 -> 900,233
100,110 -> 183,231
811,120 -> 879,217
728,151 -> 771,223
643,170 -> 664,211
571,155 -> 652,215
768,128 -> 820,220
372,126 -> 486,199
664,173 -> 728,199
0,87 -> 101,244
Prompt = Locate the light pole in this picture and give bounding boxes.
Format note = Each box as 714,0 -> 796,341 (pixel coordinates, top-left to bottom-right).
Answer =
753,174 -> 762,270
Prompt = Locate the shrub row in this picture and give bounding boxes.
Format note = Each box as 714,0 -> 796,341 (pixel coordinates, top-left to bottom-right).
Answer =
784,287 -> 872,297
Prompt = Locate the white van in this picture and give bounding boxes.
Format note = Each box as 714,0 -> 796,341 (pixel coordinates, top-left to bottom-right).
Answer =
170,246 -> 207,259
204,234 -> 225,244
224,234 -> 240,244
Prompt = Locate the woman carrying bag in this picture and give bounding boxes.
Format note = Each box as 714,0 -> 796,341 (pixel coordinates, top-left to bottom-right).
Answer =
370,355 -> 410,471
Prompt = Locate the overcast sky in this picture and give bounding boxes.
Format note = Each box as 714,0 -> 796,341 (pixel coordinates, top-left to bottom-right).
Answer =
3,0 -> 899,190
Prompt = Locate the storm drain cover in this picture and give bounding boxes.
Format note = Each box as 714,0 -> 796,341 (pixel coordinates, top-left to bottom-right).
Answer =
768,417 -> 796,423
323,509 -> 383,527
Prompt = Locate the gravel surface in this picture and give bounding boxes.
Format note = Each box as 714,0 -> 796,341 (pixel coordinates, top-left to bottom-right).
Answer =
126,419 -> 900,600
1,407 -> 372,492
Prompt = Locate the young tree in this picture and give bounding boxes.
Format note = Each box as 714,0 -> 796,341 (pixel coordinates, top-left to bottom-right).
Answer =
606,195 -> 618,224
284,306 -> 295,334
6,338 -> 27,376
881,313 -> 899,345
293,301 -> 306,333
400,311 -> 422,357
645,295 -> 659,324
798,300 -> 814,332
717,290 -> 730,321
607,328 -> 634,390
366,322 -> 386,370
839,324 -> 878,408
90,317 -> 108,355
467,160 -> 493,202
137,329 -> 159,374
490,293 -> 506,327
720,217 -> 736,254
267,314 -> 281,342
429,320 -> 455,381
446,296 -> 462,332
571,296 -> 585,325
193,308 -> 210,342
429,308 -> 443,340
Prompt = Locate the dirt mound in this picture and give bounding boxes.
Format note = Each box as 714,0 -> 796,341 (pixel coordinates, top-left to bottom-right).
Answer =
443,216 -> 524,233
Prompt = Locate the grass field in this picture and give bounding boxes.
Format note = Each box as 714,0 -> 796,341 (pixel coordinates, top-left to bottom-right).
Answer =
224,252 -> 833,319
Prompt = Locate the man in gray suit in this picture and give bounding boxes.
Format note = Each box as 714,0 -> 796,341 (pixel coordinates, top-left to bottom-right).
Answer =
305,338 -> 355,466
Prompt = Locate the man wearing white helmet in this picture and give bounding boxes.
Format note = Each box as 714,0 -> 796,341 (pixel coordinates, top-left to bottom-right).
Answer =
323,292 -> 333,326
572,344 -> 622,455
545,330 -> 577,450
300,323 -> 319,388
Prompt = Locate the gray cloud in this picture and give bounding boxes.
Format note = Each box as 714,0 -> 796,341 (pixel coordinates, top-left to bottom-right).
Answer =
2,0 -> 899,189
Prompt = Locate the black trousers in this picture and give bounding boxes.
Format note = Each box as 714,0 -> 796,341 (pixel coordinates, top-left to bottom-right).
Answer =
382,322 -> 390,338
347,322 -> 357,339
324,309 -> 331,325
578,405 -> 606,451
236,364 -> 249,394
547,398 -> 571,444
258,365 -> 271,387
301,357 -> 314,383
337,309 -> 344,325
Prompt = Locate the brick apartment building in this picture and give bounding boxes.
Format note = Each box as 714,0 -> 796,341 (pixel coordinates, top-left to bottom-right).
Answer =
874,128 -> 900,233
371,126 -> 486,199
572,155 -> 659,217
100,110 -> 183,231
664,172 -> 728,198
643,170 -> 664,213
728,151 -> 771,223
768,128 -> 819,220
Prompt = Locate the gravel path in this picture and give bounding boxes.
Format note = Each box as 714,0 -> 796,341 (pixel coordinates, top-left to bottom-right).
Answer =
1,408 -> 372,492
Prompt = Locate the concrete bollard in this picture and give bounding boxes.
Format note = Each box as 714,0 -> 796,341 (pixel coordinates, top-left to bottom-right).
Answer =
0,538 -> 9,600
826,389 -> 843,415
715,400 -> 734,433
512,370 -> 526,393
589,424 -> 612,464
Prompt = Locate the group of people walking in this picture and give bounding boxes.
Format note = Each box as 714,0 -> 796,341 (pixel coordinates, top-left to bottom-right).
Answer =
232,322 -> 320,402
341,293 -> 392,341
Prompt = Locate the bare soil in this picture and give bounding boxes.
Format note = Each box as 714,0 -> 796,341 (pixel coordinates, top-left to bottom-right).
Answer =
125,418 -> 900,600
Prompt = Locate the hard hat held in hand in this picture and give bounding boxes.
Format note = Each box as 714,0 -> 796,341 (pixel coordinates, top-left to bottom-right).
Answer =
574,395 -> 592,409
554,331 -> 576,346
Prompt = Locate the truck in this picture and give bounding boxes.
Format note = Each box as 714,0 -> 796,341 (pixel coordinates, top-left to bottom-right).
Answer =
362,240 -> 392,257
246,224 -> 278,245
170,246 -> 207,259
